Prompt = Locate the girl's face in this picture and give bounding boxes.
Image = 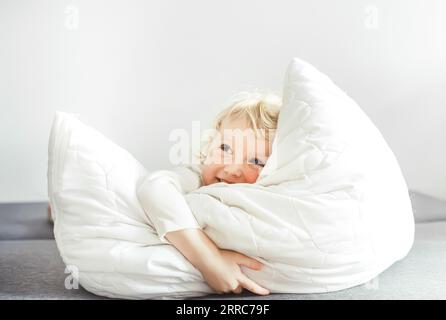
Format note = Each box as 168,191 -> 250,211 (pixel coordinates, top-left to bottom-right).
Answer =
201,116 -> 273,185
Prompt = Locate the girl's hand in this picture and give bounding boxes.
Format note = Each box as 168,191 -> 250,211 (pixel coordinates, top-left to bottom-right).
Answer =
163,228 -> 269,295
198,248 -> 270,295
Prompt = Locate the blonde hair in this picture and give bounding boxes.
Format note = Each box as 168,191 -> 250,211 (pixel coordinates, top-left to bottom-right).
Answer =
199,90 -> 282,163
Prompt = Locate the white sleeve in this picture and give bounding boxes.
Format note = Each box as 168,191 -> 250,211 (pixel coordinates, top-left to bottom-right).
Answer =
136,165 -> 203,244
170,164 -> 203,193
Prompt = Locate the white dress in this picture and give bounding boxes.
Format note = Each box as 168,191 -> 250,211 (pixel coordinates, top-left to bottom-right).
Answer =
136,164 -> 204,244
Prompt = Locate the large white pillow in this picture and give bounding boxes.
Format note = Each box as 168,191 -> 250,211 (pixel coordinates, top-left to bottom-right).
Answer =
183,58 -> 415,292
48,57 -> 415,299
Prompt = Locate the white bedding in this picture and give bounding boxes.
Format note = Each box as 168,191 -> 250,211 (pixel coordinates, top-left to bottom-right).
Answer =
47,58 -> 414,299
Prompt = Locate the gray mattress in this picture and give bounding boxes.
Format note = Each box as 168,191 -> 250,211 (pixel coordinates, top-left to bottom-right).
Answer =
1,191 -> 445,300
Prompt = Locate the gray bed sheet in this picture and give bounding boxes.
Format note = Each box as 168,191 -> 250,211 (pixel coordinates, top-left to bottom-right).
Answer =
0,191 -> 445,300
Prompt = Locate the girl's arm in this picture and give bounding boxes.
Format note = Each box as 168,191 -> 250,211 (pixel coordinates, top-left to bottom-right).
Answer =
165,228 -> 270,295
136,168 -> 202,244
137,168 -> 269,295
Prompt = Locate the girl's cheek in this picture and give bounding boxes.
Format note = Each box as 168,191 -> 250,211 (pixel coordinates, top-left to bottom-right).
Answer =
202,164 -> 221,185
243,167 -> 260,184
201,166 -> 214,185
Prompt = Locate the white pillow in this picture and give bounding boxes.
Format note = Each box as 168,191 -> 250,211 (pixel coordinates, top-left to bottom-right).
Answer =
183,58 -> 414,292
48,57 -> 415,299
48,112 -> 213,299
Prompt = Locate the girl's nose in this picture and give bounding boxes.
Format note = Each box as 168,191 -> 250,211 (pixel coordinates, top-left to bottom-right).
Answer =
223,164 -> 242,178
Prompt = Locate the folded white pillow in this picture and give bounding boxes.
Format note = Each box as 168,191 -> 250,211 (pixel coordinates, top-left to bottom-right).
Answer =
48,112 -> 213,299
48,58 -> 415,299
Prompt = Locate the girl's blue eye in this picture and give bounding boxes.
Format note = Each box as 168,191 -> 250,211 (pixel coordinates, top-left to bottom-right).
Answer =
220,143 -> 232,153
250,158 -> 265,167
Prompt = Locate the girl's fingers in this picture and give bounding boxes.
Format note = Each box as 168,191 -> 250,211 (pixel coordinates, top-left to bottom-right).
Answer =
239,274 -> 270,296
232,285 -> 243,294
234,253 -> 263,270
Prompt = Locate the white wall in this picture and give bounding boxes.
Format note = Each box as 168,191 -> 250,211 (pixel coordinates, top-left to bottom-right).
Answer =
1,0 -> 445,202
